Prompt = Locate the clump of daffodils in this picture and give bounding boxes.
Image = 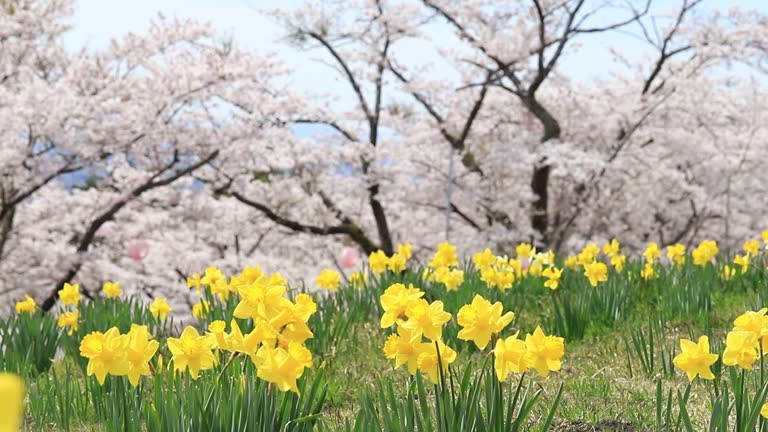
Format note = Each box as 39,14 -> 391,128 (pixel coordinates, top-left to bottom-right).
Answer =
427,242 -> 464,291
201,268 -> 318,393
691,240 -> 719,266
380,283 -> 456,384
56,282 -> 81,335
674,308 -> 768,382
79,325 -> 160,386
494,326 -> 565,381
367,243 -> 414,276
474,249 -> 517,291
381,286 -> 565,384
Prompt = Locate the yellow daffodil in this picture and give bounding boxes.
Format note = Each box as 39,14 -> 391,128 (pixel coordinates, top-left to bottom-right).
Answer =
542,267 -> 563,290
666,243 -> 686,266
201,266 -> 225,287
429,242 -> 458,269
402,299 -> 452,341
643,242 -> 661,262
208,320 -> 230,350
379,283 -> 424,328
233,278 -> 292,322
602,239 -> 620,257
496,270 -> 515,290
641,263 -> 655,280
611,254 -> 626,273
416,340 -> 457,384
167,326 -> 216,380
722,330 -> 759,370
253,342 -> 312,394
368,250 -> 389,275
577,243 -> 600,266
564,255 -> 578,270
15,295 -> 36,315
720,265 -> 736,281
528,262 -> 543,277
516,243 -> 534,260
387,253 -> 407,273
59,282 -> 81,307
583,261 -> 608,287
383,326 -> 424,375
0,373 -> 24,432
692,240 -> 718,266
208,279 -> 230,301
57,309 -> 79,335
457,295 -> 515,349
743,239 -> 760,256
125,325 -> 159,387
494,332 -> 530,381
435,267 -> 464,291
102,281 -> 121,299
525,326 -> 565,377
534,250 -> 556,267
733,308 -> 768,352
397,243 -> 413,260
149,297 -> 172,320
672,336 -> 718,381
733,254 -> 751,274
349,271 -> 367,290
186,272 -> 203,293
315,269 -> 341,291
480,267 -> 499,289
473,248 -> 496,271
79,327 -> 130,384
227,319 -> 266,356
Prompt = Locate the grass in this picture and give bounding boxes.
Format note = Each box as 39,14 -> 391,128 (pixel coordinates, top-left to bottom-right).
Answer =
3,243 -> 768,431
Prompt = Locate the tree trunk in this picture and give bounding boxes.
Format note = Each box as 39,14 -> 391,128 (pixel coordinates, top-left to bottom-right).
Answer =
522,96 -> 561,246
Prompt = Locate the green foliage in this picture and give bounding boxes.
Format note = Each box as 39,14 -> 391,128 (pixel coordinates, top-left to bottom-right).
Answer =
346,356 -> 562,432
624,315 -> 677,378
0,311 -> 61,376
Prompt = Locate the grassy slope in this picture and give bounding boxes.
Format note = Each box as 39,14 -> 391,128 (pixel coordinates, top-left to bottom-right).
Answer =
8,254 -> 768,431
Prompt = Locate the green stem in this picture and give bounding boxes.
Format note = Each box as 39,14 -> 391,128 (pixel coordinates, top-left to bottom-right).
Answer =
761,342 -> 765,388
202,351 -> 240,414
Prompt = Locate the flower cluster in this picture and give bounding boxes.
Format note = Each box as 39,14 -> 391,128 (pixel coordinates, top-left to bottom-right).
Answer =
194,266 -> 319,393
427,242 -> 465,291
691,240 -> 719,266
381,283 -> 456,383
79,325 -> 159,386
494,326 -> 566,381
57,283 -> 81,335
472,244 -> 561,291
368,243 -> 413,275
381,284 -> 566,384
674,308 -> 768,382
473,249 -> 519,291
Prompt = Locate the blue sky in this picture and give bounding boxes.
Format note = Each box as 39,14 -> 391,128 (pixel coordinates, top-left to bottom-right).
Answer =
63,0 -> 766,93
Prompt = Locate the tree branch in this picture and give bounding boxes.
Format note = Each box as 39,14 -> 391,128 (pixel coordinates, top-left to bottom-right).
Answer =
230,191 -> 379,254
41,150 -> 220,311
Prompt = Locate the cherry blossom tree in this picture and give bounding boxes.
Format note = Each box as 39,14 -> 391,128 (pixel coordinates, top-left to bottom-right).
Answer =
0,1 -> 288,309
2,0 -> 767,314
